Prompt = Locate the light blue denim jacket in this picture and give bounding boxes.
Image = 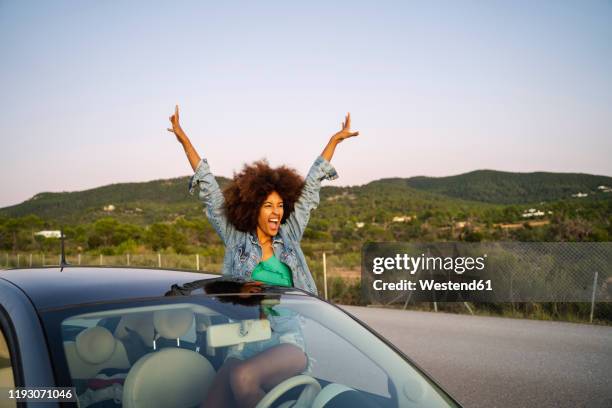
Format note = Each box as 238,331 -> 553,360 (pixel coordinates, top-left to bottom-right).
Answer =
188,156 -> 338,295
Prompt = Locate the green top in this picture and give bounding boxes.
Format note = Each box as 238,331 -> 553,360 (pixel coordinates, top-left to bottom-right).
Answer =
251,255 -> 293,287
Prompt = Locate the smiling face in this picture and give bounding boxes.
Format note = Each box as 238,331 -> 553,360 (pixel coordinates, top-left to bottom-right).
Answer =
256,191 -> 284,238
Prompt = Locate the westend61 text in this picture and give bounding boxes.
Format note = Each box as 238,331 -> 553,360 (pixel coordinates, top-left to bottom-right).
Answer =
373,279 -> 493,291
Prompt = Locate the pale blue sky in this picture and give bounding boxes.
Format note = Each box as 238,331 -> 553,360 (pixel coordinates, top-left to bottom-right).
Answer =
1,1 -> 611,208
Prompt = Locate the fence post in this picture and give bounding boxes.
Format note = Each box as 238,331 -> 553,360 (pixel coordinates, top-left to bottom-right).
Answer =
42,253 -> 45,266
429,248 -> 438,312
590,271 -> 598,324
5,253 -> 8,267
58,254 -> 61,265
127,253 -> 130,266
323,252 -> 328,300
16,254 -> 20,267
100,254 -> 103,265
196,254 -> 200,271
463,302 -> 474,315
29,253 -> 32,267
78,253 -> 81,265
158,253 -> 161,268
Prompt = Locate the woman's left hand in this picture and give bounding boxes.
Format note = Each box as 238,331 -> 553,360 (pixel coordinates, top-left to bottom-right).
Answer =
332,112 -> 359,143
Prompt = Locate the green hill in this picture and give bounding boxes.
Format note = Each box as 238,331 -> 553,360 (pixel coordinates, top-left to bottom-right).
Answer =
0,174 -> 489,226
1,170 -> 609,227
0,176 -> 230,225
404,170 -> 612,204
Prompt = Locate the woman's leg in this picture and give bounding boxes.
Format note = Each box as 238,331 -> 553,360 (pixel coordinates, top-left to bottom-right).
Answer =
201,357 -> 242,408
229,343 -> 307,408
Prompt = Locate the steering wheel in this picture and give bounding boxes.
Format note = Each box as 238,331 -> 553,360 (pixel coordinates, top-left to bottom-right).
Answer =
255,375 -> 321,408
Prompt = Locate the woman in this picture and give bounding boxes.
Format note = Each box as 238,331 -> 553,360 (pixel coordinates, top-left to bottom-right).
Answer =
168,106 -> 358,408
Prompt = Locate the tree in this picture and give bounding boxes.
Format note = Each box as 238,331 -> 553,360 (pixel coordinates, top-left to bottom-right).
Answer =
89,218 -> 120,248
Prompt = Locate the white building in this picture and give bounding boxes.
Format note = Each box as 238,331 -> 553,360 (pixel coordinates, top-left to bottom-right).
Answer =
522,208 -> 545,218
35,230 -> 62,239
392,215 -> 415,223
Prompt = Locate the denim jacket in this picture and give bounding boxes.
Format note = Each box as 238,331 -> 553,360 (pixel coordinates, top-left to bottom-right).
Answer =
188,156 -> 338,295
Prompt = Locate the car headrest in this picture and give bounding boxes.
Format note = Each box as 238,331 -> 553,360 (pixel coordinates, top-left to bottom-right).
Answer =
115,313 -> 155,347
76,326 -> 117,364
153,309 -> 193,339
123,348 -> 215,408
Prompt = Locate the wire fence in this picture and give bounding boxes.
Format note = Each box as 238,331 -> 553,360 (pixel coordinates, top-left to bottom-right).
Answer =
0,252 -> 224,274
362,242 -> 612,303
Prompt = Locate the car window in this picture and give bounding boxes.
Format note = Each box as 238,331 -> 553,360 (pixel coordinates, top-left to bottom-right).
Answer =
302,317 -> 391,397
0,325 -> 17,407
42,294 -> 458,408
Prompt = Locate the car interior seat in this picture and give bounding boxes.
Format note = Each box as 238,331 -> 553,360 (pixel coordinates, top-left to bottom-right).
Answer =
113,313 -> 155,364
64,326 -> 132,407
64,326 -> 131,380
122,309 -> 216,408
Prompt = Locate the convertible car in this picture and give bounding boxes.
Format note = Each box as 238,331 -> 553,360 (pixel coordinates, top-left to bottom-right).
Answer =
0,266 -> 461,408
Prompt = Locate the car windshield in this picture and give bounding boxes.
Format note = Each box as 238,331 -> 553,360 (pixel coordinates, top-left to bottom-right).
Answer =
41,282 -> 458,408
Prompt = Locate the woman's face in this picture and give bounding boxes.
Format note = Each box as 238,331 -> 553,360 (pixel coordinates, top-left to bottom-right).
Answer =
257,191 -> 284,237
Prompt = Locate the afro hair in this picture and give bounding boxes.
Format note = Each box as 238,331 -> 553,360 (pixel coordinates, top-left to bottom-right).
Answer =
223,160 -> 305,232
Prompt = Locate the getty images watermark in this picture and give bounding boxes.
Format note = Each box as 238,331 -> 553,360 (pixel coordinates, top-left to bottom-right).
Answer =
361,242 -> 612,304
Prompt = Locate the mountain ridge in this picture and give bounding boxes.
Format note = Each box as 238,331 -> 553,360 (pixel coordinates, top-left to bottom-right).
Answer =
401,169 -> 611,204
1,169 -> 609,223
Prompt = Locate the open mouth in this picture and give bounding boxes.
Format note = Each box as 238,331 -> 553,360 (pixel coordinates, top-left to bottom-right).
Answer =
268,218 -> 279,231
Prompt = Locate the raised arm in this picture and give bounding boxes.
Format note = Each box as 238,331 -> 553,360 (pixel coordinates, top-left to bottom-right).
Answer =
168,105 -> 237,244
167,105 -> 201,171
320,112 -> 359,163
284,113 -> 359,241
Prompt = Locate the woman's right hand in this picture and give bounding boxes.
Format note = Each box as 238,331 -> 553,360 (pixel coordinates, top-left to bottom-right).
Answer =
167,105 -> 201,171
331,112 -> 359,143
167,105 -> 186,143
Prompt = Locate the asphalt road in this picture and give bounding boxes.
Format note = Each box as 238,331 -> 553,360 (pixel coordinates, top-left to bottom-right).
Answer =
341,306 -> 612,408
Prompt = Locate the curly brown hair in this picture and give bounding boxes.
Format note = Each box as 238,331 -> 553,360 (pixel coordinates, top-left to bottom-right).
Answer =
223,160 -> 305,232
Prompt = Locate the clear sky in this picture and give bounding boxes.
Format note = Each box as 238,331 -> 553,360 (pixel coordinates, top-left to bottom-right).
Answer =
1,1 -> 611,208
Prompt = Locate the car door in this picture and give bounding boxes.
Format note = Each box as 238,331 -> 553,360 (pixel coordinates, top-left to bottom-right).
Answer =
0,314 -> 17,408
0,279 -> 59,407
